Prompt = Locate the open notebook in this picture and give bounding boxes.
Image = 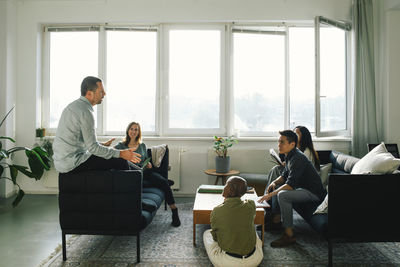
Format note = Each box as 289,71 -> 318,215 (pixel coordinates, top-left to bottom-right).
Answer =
131,157 -> 152,171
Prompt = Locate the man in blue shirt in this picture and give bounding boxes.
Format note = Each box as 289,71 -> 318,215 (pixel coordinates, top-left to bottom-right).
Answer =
259,130 -> 326,247
53,76 -> 141,173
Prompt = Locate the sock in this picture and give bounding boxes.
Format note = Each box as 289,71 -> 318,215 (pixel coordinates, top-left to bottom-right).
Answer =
171,207 -> 181,227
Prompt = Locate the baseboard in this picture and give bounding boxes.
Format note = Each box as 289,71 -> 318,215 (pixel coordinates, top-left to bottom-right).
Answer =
24,190 -> 59,195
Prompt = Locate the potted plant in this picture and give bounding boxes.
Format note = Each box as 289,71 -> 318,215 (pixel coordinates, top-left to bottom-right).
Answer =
213,135 -> 238,173
0,107 -> 51,207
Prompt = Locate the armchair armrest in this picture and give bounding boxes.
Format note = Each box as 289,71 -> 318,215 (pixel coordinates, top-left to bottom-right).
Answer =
147,146 -> 169,179
328,173 -> 400,241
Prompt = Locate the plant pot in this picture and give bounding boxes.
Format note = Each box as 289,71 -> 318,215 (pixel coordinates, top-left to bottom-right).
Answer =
215,156 -> 230,173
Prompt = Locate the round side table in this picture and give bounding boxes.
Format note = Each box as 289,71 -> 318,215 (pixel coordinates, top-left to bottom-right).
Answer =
204,169 -> 240,185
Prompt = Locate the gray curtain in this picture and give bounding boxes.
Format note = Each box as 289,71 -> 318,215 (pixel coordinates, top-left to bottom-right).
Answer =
352,0 -> 379,157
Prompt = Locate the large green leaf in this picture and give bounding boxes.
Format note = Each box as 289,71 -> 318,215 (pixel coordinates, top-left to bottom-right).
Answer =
32,146 -> 51,170
9,165 -> 18,184
26,150 -> 45,180
0,149 -> 8,159
0,136 -> 16,143
0,107 -> 14,129
7,146 -> 28,154
12,164 -> 36,178
12,189 -> 25,208
25,148 -> 49,171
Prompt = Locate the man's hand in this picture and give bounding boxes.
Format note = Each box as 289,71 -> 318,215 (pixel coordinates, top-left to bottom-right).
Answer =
266,182 -> 277,194
101,138 -> 115,147
258,193 -> 272,203
120,148 -> 141,163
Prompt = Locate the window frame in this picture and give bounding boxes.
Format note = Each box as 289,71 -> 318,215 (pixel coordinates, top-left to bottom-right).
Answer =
315,16 -> 352,137
41,22 -> 352,138
231,25 -> 288,137
161,24 -> 227,136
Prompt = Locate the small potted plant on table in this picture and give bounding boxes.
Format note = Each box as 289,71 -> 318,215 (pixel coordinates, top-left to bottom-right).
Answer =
213,135 -> 238,173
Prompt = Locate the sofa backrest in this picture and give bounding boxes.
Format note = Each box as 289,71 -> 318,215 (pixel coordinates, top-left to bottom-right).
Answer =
317,150 -> 359,174
59,170 -> 143,232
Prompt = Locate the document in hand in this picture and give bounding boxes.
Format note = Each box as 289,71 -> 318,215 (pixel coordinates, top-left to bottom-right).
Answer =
130,157 -> 152,171
242,194 -> 270,208
269,148 -> 283,166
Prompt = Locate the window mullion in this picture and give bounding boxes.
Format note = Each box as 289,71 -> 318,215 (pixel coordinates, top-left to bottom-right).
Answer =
284,25 -> 290,130
315,16 -> 321,137
42,29 -> 51,132
97,26 -> 106,135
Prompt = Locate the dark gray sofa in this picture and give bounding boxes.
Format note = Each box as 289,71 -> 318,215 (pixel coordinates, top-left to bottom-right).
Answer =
295,150 -> 400,266
58,147 -> 169,263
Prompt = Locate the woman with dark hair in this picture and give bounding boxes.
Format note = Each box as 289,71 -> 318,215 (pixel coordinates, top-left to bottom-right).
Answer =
112,122 -> 181,227
294,126 -> 320,171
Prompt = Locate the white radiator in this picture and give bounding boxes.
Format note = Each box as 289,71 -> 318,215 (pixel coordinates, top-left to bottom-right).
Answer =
168,147 -> 185,190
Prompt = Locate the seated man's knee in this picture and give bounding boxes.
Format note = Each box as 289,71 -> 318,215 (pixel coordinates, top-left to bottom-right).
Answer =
277,190 -> 290,201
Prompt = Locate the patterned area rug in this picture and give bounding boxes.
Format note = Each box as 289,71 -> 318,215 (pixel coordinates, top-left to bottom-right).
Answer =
41,202 -> 400,267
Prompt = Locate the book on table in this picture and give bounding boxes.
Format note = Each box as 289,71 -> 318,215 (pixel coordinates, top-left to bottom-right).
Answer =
197,184 -> 254,194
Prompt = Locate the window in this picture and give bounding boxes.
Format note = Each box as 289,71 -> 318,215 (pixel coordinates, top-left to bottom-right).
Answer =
43,22 -> 351,137
105,29 -> 157,133
164,26 -> 224,133
233,28 -> 286,134
45,29 -> 98,129
289,27 -> 315,131
315,16 -> 351,136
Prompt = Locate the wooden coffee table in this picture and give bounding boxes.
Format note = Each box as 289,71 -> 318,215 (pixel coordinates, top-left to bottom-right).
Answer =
192,189 -> 267,247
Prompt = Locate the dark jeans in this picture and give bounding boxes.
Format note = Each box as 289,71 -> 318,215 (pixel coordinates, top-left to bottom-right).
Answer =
68,155 -> 132,173
143,169 -> 175,205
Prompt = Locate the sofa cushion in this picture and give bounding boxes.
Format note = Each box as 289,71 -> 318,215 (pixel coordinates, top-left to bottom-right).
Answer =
330,151 -> 359,173
319,163 -> 332,189
351,142 -> 400,174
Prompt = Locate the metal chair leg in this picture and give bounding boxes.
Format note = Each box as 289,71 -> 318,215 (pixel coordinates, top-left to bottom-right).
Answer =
137,233 -> 140,263
62,232 -> 67,261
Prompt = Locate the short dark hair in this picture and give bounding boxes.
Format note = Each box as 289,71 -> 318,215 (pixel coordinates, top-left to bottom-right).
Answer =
81,76 -> 102,96
279,130 -> 298,147
225,176 -> 247,197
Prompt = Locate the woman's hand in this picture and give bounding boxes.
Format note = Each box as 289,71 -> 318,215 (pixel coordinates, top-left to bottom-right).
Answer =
101,138 -> 115,147
146,162 -> 152,169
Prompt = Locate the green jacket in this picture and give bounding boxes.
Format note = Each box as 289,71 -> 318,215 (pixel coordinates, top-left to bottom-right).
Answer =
210,197 -> 256,255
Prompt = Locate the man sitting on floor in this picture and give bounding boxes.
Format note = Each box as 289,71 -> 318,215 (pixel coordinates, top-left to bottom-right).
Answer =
203,176 -> 263,267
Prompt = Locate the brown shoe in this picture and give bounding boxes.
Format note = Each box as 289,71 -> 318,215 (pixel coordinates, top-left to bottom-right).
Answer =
270,233 -> 296,247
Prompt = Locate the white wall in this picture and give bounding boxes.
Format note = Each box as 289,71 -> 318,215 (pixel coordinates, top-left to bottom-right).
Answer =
0,0 -> 17,198
6,0 -> 357,196
386,9 -> 400,144
373,0 -> 400,146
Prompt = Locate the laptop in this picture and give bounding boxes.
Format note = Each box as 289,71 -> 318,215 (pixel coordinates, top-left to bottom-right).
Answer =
131,157 -> 152,171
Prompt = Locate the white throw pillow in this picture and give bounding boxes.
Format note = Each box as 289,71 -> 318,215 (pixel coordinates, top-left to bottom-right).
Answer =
319,163 -> 332,190
314,194 -> 328,214
351,142 -> 400,174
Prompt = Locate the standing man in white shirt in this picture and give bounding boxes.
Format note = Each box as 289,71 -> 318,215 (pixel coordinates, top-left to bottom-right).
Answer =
53,76 -> 141,173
